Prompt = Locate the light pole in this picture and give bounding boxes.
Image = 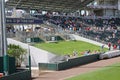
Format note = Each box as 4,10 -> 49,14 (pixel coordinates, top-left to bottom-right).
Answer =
0,0 -> 3,56
26,31 -> 31,76
28,43 -> 31,72
0,0 -> 9,75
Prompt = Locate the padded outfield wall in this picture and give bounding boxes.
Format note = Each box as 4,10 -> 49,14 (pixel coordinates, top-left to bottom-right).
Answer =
39,54 -> 100,70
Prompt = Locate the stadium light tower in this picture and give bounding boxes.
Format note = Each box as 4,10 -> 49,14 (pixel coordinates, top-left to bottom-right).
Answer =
0,0 -> 9,75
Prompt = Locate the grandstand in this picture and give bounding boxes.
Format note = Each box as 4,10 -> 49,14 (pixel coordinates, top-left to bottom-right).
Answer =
0,0 -> 120,80
0,0 -> 118,64
3,0 -> 120,44
0,0 -> 120,66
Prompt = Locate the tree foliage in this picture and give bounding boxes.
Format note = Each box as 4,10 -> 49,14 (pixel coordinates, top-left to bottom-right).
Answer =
7,44 -> 27,66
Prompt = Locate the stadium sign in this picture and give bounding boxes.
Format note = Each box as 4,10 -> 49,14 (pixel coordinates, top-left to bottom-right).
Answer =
6,18 -> 43,24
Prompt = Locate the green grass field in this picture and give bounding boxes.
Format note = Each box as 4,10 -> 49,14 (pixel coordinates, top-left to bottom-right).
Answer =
66,63 -> 120,80
34,41 -> 107,56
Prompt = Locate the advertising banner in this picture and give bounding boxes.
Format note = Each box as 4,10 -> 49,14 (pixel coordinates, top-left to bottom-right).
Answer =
6,18 -> 43,24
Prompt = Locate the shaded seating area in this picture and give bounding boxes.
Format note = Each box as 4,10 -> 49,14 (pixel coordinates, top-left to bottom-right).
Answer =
32,15 -> 120,45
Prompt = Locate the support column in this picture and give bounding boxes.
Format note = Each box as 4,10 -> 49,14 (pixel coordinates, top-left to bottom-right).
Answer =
0,0 -> 9,75
12,7 -> 16,17
118,0 -> 120,10
79,10 -> 82,16
0,1 -> 3,56
84,10 -> 87,16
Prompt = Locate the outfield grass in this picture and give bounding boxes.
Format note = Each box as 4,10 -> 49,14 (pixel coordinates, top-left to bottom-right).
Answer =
66,63 -> 120,80
34,41 -> 107,56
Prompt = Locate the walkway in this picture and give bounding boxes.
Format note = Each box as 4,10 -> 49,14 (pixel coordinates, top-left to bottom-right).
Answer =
7,38 -> 56,67
71,34 -> 108,48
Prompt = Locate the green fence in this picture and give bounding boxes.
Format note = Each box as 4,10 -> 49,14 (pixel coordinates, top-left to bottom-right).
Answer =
58,54 -> 99,70
39,54 -> 100,70
0,56 -> 16,74
30,37 -> 44,43
0,57 -> 3,73
56,36 -> 64,41
0,70 -> 31,80
39,63 -> 58,70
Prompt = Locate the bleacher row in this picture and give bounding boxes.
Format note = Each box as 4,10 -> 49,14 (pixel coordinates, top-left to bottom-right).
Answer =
41,15 -> 120,27
34,15 -> 120,45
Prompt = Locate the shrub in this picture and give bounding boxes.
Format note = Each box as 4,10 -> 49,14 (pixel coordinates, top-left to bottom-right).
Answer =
7,44 -> 27,67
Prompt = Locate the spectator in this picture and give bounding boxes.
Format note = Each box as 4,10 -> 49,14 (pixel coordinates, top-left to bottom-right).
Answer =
73,50 -> 78,57
117,40 -> 120,50
113,44 -> 117,50
108,42 -> 111,50
84,50 -> 90,56
101,44 -> 105,52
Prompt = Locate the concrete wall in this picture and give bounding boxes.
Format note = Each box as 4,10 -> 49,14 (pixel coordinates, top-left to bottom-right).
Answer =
71,34 -> 108,48
7,38 -> 56,67
93,0 -> 118,16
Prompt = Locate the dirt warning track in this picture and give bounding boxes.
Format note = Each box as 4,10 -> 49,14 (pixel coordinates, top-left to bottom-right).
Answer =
32,56 -> 120,80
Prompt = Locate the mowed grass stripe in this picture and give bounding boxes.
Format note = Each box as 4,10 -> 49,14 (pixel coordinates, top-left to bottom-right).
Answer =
66,63 -> 120,80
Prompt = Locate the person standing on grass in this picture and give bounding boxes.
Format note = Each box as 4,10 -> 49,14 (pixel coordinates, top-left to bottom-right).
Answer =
101,44 -> 105,53
113,44 -> 117,50
108,42 -> 111,50
117,40 -> 120,50
73,49 -> 78,57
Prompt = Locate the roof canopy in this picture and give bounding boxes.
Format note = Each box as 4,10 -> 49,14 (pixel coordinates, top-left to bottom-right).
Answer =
5,0 -> 93,12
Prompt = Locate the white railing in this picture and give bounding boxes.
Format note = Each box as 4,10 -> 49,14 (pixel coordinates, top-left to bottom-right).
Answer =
99,50 -> 120,59
87,5 -> 118,9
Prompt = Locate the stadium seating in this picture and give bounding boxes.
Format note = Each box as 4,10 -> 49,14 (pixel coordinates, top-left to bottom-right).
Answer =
33,15 -> 120,45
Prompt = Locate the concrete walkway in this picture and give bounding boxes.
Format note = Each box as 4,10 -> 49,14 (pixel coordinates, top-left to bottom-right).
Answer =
7,38 -> 56,67
71,34 -> 108,48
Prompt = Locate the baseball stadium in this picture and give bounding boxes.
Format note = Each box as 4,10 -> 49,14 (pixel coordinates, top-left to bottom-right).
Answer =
0,0 -> 120,80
